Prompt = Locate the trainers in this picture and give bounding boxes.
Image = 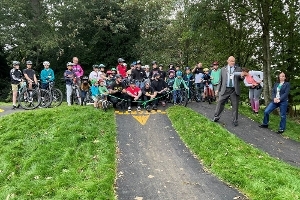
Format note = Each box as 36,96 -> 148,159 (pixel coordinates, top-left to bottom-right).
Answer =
128,106 -> 131,112
162,101 -> 166,107
12,105 -> 17,110
146,105 -> 151,112
152,105 -> 158,111
212,116 -> 220,122
277,130 -> 284,134
137,106 -> 141,111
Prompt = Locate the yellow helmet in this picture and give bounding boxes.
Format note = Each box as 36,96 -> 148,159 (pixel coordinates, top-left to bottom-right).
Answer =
203,68 -> 209,72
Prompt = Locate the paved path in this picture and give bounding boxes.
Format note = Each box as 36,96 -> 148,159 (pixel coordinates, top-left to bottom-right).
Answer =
188,102 -> 300,168
115,108 -> 246,200
0,105 -> 25,118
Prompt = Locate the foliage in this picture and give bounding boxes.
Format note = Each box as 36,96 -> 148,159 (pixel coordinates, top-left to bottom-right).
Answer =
0,105 -> 116,199
167,106 -> 300,200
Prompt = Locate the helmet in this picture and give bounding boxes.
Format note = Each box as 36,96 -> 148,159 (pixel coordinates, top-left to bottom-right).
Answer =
151,61 -> 157,65
203,68 -> 209,72
106,70 -> 112,74
26,60 -> 33,65
129,80 -> 135,85
115,74 -> 122,79
176,71 -> 183,77
136,60 -> 142,65
98,79 -> 104,83
132,61 -> 137,65
12,61 -> 20,66
91,79 -> 97,84
82,76 -> 89,80
213,61 -> 219,65
67,62 -> 74,66
99,64 -> 105,68
43,61 -> 50,66
169,69 -> 175,74
111,67 -> 117,71
92,64 -> 99,68
117,58 -> 125,63
144,65 -> 149,69
185,66 -> 190,70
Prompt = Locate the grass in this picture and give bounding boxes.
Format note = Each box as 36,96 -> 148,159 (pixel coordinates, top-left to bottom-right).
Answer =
0,105 -> 116,199
167,106 -> 300,200
237,104 -> 300,142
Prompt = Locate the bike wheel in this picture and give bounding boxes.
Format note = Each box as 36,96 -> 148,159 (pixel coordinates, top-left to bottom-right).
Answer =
182,90 -> 189,107
102,100 -> 108,111
40,89 -> 52,108
51,88 -> 63,107
18,89 -> 41,110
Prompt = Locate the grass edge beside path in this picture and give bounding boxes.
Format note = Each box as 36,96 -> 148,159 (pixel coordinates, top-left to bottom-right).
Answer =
167,106 -> 300,200
0,106 -> 117,199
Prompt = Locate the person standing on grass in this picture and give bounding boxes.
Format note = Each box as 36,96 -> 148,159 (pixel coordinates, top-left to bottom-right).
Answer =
259,72 -> 290,134
72,57 -> 84,86
241,68 -> 263,114
64,62 -> 75,106
212,56 -> 245,127
10,61 -> 23,109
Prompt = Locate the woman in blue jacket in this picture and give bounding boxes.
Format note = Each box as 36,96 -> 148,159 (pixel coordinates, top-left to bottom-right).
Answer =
259,72 -> 290,134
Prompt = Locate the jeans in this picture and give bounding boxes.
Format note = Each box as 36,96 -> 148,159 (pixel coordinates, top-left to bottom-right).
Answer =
195,82 -> 204,101
173,90 -> 181,103
263,101 -> 288,130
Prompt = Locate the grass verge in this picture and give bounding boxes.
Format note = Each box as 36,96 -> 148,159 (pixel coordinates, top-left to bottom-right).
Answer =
0,105 -> 116,199
237,104 -> 300,142
167,106 -> 300,200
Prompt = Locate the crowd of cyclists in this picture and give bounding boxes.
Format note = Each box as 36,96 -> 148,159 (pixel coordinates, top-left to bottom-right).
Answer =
10,57 -> 222,112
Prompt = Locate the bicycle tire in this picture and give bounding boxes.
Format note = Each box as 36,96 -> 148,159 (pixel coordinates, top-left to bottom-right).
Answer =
39,89 -> 52,108
102,100 -> 108,111
18,89 -> 41,110
182,90 -> 189,107
51,88 -> 63,107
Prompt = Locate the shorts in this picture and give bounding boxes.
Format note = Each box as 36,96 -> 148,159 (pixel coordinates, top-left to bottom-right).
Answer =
11,84 -> 19,92
92,96 -> 99,102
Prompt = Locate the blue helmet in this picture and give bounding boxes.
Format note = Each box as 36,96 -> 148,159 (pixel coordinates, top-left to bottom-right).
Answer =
176,71 -> 183,77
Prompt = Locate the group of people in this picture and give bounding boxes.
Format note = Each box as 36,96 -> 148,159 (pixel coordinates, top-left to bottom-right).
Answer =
10,56 -> 290,133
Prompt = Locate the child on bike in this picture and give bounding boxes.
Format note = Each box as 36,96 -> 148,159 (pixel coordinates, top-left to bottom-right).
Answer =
183,67 -> 194,100
80,76 -> 90,105
172,71 -> 188,105
90,79 -> 100,108
64,62 -> 75,106
202,68 -> 214,101
98,79 -> 109,101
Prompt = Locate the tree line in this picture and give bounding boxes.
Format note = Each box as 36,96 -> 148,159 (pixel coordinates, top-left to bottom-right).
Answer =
1,0 -> 300,114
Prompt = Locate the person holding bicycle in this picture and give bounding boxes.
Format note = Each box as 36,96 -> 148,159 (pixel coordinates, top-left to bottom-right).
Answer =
80,76 -> 90,106
23,60 -> 38,91
90,79 -> 100,108
10,61 -> 23,109
109,74 -> 127,109
192,62 -> 204,102
173,71 -> 188,105
151,73 -> 168,109
72,57 -> 84,87
183,67 -> 194,99
40,61 -> 55,89
202,68 -> 214,101
210,61 -> 221,102
64,62 -> 75,106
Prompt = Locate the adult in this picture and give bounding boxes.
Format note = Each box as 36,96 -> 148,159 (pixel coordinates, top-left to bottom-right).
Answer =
72,56 -> 84,86
142,81 -> 156,112
144,65 -> 151,83
131,60 -> 146,88
23,60 -> 38,90
151,73 -> 168,109
259,72 -> 290,134
126,80 -> 142,111
117,58 -> 127,78
212,56 -> 244,126
159,64 -> 167,81
40,61 -> 55,89
210,61 -> 221,101
192,62 -> 204,102
149,61 -> 160,80
109,74 -> 127,109
241,68 -> 263,114
126,63 -> 136,80
10,61 -> 23,109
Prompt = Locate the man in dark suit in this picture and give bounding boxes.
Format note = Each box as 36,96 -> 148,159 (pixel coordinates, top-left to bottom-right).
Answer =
213,56 -> 245,126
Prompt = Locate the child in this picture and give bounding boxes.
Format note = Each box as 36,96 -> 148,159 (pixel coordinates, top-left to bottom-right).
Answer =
10,61 -> 23,109
202,68 -> 214,100
98,79 -> 109,101
64,62 -> 75,106
80,76 -> 90,105
172,71 -> 188,104
90,79 -> 100,108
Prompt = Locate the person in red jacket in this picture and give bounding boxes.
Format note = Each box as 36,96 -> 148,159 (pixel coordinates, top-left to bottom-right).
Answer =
117,58 -> 127,78
126,80 -> 142,112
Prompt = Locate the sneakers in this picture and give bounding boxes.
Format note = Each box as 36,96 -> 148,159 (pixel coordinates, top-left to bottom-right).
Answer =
212,116 -> 220,122
128,106 -> 132,112
152,105 -> 158,111
146,105 -> 151,112
12,105 -> 17,110
161,101 -> 166,107
277,130 -> 284,134
259,124 -> 268,128
232,121 -> 238,127
137,106 -> 141,111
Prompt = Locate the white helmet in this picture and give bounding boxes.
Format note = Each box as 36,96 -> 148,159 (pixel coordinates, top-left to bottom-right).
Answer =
67,62 -> 74,66
43,61 -> 50,66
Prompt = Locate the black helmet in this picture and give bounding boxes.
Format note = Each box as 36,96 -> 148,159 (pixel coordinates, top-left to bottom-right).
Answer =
26,60 -> 33,65
82,76 -> 89,80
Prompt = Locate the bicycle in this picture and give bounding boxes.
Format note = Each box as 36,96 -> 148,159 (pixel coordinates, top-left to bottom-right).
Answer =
173,88 -> 189,107
71,82 -> 82,105
39,81 -> 63,108
18,81 -> 42,110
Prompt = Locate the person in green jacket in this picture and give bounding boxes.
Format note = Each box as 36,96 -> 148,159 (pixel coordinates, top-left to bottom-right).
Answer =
172,71 -> 188,104
210,61 -> 221,101
98,79 -> 109,101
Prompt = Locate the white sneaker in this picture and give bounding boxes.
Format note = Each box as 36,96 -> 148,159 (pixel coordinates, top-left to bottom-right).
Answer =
137,106 -> 141,111
128,106 -> 131,111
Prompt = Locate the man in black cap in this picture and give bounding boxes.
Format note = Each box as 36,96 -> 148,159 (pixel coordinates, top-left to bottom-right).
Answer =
151,73 -> 168,109
109,74 -> 127,109
149,61 -> 160,80
131,60 -> 146,89
126,80 -> 142,111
